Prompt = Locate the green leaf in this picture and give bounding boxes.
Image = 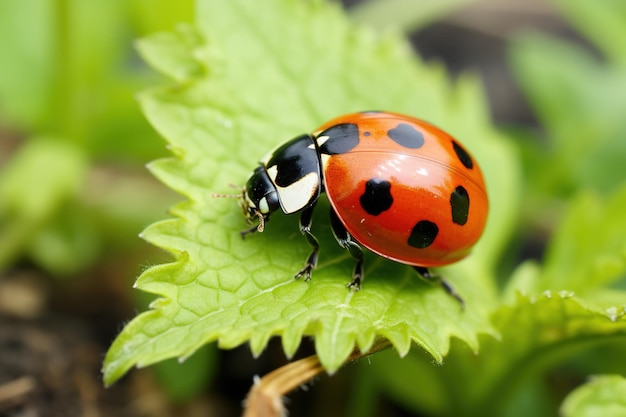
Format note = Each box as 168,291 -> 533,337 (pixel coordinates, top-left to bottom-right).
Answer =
0,137 -> 87,272
0,0 -> 189,161
129,0 -> 194,35
152,344 -> 218,403
349,0 -> 476,32
552,0 -> 626,69
506,185 -> 626,309
26,204 -> 101,276
561,375 -> 626,417
509,30 -> 626,196
135,27 -> 204,83
0,0 -> 56,129
361,294 -> 626,417
103,0 -> 521,385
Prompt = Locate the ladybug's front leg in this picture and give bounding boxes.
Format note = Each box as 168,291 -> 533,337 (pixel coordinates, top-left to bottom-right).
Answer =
294,204 -> 319,281
413,266 -> 464,308
329,208 -> 364,290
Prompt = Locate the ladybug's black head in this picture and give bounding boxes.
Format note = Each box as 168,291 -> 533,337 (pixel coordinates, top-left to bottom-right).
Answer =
240,166 -> 281,232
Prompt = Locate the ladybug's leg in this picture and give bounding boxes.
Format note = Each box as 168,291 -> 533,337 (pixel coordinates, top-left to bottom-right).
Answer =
294,204 -> 319,281
240,221 -> 264,238
413,267 -> 464,308
329,208 -> 364,290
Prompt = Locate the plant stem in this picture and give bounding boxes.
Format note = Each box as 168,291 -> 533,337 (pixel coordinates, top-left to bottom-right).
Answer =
242,339 -> 391,417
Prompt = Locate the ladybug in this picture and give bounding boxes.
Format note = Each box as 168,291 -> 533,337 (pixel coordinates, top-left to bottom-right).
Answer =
230,111 -> 488,301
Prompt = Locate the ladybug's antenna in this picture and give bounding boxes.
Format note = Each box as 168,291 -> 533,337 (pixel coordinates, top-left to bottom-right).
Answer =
212,184 -> 244,199
213,184 -> 265,234
211,192 -> 241,198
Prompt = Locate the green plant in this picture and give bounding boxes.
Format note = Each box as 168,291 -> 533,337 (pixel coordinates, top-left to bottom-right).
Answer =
0,0 -> 192,276
101,0 -> 626,415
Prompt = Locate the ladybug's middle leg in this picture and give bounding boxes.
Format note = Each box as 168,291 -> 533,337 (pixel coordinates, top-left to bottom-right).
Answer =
329,208 -> 364,290
413,266 -> 464,308
294,203 -> 319,281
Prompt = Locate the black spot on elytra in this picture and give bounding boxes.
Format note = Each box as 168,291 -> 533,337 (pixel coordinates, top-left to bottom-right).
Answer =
452,141 -> 473,169
450,185 -> 470,225
387,124 -> 425,149
360,178 -> 393,215
266,134 -> 319,187
408,220 -> 438,249
318,123 -> 360,155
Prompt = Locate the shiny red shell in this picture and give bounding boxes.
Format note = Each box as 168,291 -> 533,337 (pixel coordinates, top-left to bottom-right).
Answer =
315,111 -> 488,267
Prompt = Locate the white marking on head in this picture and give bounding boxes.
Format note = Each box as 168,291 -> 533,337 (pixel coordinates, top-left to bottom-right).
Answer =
258,197 -> 269,213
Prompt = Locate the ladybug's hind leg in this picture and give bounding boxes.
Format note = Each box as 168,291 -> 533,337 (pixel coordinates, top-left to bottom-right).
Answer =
329,208 -> 364,290
294,204 -> 319,282
413,266 -> 464,308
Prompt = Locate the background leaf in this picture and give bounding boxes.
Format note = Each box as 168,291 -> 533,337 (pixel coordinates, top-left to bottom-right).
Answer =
560,375 -> 626,417
552,0 -> 626,69
0,137 -> 87,272
509,0 -> 626,199
505,185 -> 626,310
0,0 -> 192,277
103,0 -> 520,385
360,293 -> 626,417
349,0 -> 477,32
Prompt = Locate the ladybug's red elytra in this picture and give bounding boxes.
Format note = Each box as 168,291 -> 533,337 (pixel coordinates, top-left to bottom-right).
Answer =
225,111 -> 488,302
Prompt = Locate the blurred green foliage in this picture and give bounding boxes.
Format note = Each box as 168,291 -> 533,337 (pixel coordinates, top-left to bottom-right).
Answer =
560,375 -> 626,417
509,0 -> 626,203
0,0 -> 192,275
